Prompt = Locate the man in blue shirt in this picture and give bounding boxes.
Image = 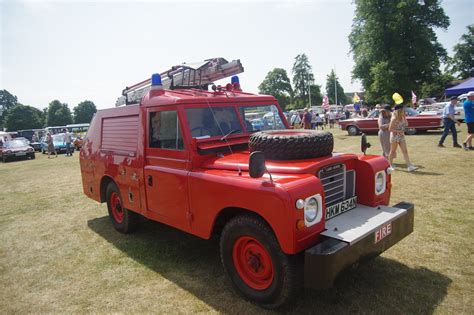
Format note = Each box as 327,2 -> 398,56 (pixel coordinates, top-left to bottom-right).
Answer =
462,91 -> 474,150
438,96 -> 462,148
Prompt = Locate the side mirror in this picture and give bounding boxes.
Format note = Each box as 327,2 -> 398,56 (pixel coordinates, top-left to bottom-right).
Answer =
249,151 -> 266,178
361,133 -> 371,155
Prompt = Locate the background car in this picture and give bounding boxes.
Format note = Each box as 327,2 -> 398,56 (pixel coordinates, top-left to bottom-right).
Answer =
1,139 -> 35,162
40,133 -> 75,154
339,108 -> 443,136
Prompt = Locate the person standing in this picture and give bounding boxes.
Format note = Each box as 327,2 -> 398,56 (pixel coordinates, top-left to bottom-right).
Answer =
303,108 -> 312,129
438,96 -> 462,148
315,114 -> 324,130
46,133 -> 57,159
64,129 -> 73,156
290,111 -> 301,129
388,104 -> 418,172
462,91 -> 474,150
378,105 -> 392,158
328,111 -> 336,128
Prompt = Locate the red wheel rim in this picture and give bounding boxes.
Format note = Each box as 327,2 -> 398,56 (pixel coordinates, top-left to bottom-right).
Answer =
232,236 -> 274,290
110,191 -> 124,223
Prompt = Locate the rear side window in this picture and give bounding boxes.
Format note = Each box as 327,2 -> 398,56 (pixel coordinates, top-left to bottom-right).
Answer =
149,111 -> 184,150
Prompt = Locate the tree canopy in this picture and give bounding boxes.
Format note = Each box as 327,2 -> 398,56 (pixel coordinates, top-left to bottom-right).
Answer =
292,54 -> 314,108
326,70 -> 348,105
74,100 -> 97,124
450,24 -> 474,79
258,68 -> 293,110
349,0 -> 450,103
47,100 -> 73,126
5,104 -> 44,131
0,90 -> 18,128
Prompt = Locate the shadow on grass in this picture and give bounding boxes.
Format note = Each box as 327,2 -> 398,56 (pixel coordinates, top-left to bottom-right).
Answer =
88,216 -> 451,314
391,164 -> 443,176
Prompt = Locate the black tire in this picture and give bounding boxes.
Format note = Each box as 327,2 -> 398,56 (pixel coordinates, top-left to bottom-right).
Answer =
347,125 -> 360,136
41,148 -> 46,154
105,182 -> 139,234
30,153 -> 35,160
249,130 -> 333,160
405,128 -> 417,135
220,215 -> 302,309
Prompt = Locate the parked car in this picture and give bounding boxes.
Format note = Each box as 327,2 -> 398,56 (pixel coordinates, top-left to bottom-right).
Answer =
1,139 -> 35,162
40,133 -> 75,154
339,107 -> 443,136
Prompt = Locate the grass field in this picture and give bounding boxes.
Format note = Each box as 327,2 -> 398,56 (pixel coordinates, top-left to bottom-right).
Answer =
1,128 -> 473,314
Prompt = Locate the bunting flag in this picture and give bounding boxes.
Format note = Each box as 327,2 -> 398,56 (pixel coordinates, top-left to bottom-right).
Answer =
352,92 -> 360,103
322,95 -> 330,110
411,91 -> 417,105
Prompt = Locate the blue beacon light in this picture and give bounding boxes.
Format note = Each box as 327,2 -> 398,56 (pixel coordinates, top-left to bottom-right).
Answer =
151,73 -> 163,89
231,76 -> 239,84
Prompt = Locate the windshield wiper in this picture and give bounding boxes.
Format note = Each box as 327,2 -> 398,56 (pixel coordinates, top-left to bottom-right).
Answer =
220,129 -> 241,141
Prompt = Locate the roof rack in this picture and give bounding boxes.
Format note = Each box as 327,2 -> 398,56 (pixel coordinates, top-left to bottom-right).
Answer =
116,58 -> 244,106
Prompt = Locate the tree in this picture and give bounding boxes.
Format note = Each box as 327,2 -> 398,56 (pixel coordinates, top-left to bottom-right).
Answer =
309,84 -> 323,106
259,68 -> 293,110
74,100 -> 97,123
4,104 -> 44,131
325,70 -> 348,105
450,24 -> 474,79
292,54 -> 315,108
349,0 -> 450,104
0,90 -> 18,128
46,100 -> 73,126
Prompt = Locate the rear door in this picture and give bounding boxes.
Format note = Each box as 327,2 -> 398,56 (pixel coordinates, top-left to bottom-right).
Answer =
144,106 -> 191,231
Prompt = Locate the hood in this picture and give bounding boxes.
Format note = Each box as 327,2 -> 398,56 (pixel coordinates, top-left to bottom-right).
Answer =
201,151 -> 359,174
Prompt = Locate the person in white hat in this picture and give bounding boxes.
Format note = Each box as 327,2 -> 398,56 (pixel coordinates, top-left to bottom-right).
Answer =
461,91 -> 474,150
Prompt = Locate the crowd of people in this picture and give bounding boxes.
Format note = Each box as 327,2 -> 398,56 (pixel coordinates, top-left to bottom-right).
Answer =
377,91 -> 474,172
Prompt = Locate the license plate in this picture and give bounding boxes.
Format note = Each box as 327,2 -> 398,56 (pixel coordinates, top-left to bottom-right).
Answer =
374,222 -> 392,243
325,196 -> 357,220
16,152 -> 26,156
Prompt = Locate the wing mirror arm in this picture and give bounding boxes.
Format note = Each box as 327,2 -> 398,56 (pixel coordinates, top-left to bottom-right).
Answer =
249,151 -> 274,185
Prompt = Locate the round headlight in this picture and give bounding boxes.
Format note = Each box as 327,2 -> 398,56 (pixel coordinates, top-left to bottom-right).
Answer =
305,197 -> 318,222
375,172 -> 385,194
295,199 -> 305,209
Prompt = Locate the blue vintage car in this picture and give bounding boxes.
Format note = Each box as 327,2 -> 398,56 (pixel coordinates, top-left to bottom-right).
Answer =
40,133 -> 75,154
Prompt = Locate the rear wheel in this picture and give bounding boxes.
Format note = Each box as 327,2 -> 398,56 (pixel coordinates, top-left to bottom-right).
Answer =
347,125 -> 360,136
220,215 -> 302,309
106,182 -> 139,233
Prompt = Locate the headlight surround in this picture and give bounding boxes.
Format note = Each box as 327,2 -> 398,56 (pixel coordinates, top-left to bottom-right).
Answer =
375,171 -> 386,195
304,194 -> 322,227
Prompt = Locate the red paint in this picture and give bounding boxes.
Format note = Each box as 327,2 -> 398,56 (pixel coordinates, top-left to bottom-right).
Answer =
232,236 -> 274,290
80,86 -> 392,255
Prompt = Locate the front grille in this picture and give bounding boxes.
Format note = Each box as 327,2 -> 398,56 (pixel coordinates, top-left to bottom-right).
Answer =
318,164 -> 350,207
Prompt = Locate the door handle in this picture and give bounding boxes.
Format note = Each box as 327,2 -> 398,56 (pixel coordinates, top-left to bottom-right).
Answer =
147,175 -> 153,186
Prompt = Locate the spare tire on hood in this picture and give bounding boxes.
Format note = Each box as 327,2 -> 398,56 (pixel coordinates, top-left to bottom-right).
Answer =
249,130 -> 334,160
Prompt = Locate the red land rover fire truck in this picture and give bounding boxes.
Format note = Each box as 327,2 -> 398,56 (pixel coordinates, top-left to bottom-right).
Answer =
80,58 -> 414,308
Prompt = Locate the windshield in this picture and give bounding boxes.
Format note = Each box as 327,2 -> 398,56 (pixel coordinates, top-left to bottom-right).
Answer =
52,134 -> 65,142
4,140 -> 27,148
240,105 -> 286,132
186,107 -> 244,138
404,107 -> 418,117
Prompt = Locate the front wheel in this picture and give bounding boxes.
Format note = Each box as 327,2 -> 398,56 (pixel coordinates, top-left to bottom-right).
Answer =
220,215 -> 302,309
405,128 -> 417,135
347,125 -> 360,136
106,182 -> 139,233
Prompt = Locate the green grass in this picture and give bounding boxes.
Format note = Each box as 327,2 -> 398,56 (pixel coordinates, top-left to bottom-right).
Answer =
1,128 -> 473,314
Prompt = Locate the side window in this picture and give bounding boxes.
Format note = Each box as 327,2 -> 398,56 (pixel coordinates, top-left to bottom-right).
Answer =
149,111 -> 184,150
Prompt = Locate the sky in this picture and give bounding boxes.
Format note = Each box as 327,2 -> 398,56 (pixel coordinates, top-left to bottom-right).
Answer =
1,0 -> 473,110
